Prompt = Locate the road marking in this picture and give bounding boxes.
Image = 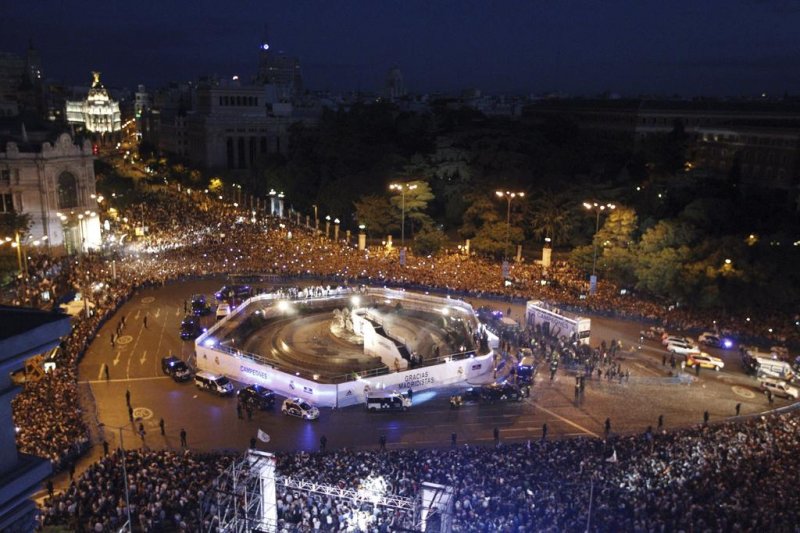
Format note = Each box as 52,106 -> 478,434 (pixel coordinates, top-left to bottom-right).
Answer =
139,350 -> 148,365
135,310 -> 141,320
175,308 -> 181,316
535,405 -> 600,438
155,309 -> 161,318
80,376 -> 170,384
112,351 -> 122,366
633,362 -> 660,376
97,363 -> 107,381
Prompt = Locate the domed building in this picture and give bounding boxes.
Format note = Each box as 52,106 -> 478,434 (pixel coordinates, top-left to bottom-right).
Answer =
65,72 -> 121,134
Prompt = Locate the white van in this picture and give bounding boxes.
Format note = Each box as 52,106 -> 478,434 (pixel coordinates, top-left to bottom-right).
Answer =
754,357 -> 794,381
194,371 -> 234,396
366,391 -> 411,412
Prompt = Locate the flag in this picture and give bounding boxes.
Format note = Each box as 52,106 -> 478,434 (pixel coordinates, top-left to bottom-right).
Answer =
257,429 -> 271,443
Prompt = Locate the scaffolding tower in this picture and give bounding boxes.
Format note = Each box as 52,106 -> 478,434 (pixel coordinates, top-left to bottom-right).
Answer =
207,450 -> 453,533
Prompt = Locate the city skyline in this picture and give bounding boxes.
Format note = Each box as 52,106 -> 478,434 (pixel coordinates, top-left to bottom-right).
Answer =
0,0 -> 798,96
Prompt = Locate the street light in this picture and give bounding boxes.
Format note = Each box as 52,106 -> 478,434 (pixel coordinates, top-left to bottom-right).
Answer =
583,201 -> 616,280
325,215 -> 331,240
495,190 -> 525,260
389,182 -> 418,246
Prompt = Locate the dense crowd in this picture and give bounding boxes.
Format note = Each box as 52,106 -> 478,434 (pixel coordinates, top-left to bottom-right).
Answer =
8,186 -> 797,471
39,409 -> 800,531
38,449 -> 232,531
4,184 -> 798,530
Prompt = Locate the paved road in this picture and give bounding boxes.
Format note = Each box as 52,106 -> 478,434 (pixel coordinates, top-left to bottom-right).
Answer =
77,277 -> 788,457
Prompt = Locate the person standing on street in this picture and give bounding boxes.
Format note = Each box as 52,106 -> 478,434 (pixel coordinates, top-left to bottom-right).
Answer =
493,427 -> 500,446
320,435 -> 328,452
125,389 -> 131,407
735,403 -> 741,416
180,428 -> 187,447
159,418 -> 165,436
451,432 -> 457,448
379,435 -> 386,450
604,418 -> 611,438
541,423 -> 548,442
143,313 -> 148,329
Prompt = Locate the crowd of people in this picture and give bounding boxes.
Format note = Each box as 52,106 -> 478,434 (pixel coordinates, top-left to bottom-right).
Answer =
3,185 -> 798,530
38,449 -> 233,532
39,409 -> 800,531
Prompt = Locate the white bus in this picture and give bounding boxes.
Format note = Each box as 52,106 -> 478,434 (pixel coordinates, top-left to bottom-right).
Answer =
525,300 -> 591,345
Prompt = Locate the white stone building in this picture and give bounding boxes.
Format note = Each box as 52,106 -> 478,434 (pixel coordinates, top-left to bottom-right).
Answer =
65,72 -> 121,134
0,133 -> 101,253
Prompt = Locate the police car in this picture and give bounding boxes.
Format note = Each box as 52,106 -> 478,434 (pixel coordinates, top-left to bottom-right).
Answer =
281,398 -> 319,420
161,356 -> 191,382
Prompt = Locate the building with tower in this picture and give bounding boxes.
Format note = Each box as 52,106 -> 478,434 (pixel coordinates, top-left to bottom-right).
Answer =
65,72 -> 121,134
255,42 -> 303,102
385,66 -> 406,101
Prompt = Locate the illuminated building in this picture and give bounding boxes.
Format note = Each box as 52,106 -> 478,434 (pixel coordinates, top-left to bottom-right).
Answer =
65,72 -> 121,134
0,132 -> 101,253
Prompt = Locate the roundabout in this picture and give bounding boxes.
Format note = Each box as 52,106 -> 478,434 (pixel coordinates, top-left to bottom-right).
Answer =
76,277 -> 794,455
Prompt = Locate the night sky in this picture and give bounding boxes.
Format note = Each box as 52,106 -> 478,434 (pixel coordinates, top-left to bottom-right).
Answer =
1,0 -> 799,96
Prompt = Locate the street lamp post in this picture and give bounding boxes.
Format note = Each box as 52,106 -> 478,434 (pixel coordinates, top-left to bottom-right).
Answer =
389,182 -> 418,246
325,215 -> 331,240
582,201 -> 616,281
98,423 -> 133,532
495,190 -> 525,260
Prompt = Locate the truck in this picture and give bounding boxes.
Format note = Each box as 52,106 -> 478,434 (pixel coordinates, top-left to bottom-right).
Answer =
525,300 -> 591,345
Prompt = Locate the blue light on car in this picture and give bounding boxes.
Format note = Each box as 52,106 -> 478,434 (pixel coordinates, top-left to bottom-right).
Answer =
723,339 -> 733,349
204,338 -> 216,347
169,361 -> 175,366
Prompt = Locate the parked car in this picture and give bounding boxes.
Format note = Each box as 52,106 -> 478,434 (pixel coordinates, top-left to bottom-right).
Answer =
180,315 -> 205,340
238,384 -> 275,409
216,302 -> 231,321
161,356 -> 191,382
194,371 -> 234,396
215,285 -> 253,302
463,382 -> 526,403
191,294 -> 211,316
760,378 -> 800,400
686,352 -> 725,371
662,335 -> 694,347
667,340 -> 700,356
698,332 -> 721,347
281,398 -> 319,420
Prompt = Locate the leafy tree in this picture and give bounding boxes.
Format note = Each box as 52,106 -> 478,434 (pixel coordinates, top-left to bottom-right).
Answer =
0,210 -> 32,239
528,194 -> 575,245
633,220 -> 695,299
354,195 -> 397,236
459,193 -> 501,239
411,223 -> 447,256
471,221 -> 524,258
594,206 -> 638,251
389,180 -> 434,237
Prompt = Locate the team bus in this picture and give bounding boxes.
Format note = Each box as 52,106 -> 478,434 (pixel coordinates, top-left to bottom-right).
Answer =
525,300 -> 591,345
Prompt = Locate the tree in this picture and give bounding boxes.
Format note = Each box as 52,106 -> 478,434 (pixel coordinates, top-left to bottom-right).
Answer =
354,195 -> 397,236
411,224 -> 447,256
459,193 -> 501,239
471,221 -> 524,258
633,220 -> 695,299
528,194 -> 575,245
389,180 -> 434,237
0,210 -> 32,239
594,206 -> 638,251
